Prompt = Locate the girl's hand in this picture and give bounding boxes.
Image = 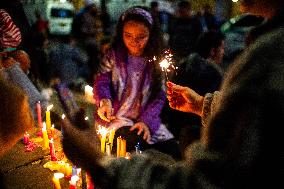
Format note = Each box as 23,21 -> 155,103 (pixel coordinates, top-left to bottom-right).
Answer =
130,122 -> 151,142
97,99 -> 115,122
166,82 -> 204,116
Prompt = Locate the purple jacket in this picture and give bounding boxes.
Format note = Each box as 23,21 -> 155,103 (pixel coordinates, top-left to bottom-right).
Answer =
93,49 -> 165,134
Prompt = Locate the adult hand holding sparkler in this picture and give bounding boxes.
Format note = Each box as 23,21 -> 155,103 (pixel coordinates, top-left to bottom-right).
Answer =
97,99 -> 116,122
166,82 -> 204,116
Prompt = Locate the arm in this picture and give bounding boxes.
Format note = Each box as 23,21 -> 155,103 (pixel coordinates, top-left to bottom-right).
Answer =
3,60 -> 47,114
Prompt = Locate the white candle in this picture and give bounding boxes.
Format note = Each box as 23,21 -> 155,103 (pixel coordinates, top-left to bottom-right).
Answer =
42,122 -> 49,149
52,172 -> 64,189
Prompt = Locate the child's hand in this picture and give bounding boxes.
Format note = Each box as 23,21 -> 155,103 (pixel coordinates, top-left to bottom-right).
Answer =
130,122 -> 151,142
97,99 -> 115,122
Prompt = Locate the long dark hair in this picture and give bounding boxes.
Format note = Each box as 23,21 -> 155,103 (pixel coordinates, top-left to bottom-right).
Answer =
112,6 -> 165,101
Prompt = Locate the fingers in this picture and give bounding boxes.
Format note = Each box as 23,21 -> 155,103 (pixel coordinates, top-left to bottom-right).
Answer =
143,127 -> 151,141
129,124 -> 142,135
97,108 -> 110,122
130,122 -> 151,142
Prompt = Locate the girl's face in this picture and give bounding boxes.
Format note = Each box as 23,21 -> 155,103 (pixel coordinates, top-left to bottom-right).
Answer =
123,20 -> 150,56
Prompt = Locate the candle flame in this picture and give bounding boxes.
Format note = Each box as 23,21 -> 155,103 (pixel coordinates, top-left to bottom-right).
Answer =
84,116 -> 89,120
42,122 -> 47,130
54,172 -> 64,179
61,114 -> 66,119
84,85 -> 93,92
47,104 -> 54,111
97,125 -> 108,137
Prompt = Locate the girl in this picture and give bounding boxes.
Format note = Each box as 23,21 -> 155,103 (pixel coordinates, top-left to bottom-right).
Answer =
93,7 -> 180,159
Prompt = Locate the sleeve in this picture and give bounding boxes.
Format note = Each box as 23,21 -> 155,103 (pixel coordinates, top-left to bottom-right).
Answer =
138,90 -> 166,134
4,63 -> 47,116
0,9 -> 21,49
201,91 -> 221,127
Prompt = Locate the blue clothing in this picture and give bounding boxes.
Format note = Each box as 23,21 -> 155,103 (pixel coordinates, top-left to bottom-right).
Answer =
49,43 -> 88,85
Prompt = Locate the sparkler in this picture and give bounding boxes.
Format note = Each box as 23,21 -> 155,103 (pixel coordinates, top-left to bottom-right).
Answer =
157,50 -> 178,81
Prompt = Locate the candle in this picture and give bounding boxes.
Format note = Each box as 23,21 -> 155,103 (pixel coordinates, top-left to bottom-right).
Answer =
49,138 -> 57,161
101,132 -> 107,153
106,143 -> 111,156
52,172 -> 64,189
120,138 -> 126,157
69,175 -> 79,189
97,126 -> 108,153
84,85 -> 94,104
50,124 -> 55,139
23,132 -> 30,145
65,163 -> 72,177
42,122 -> 49,149
117,136 -> 122,157
36,101 -> 43,128
109,129 -> 115,150
46,104 -> 53,131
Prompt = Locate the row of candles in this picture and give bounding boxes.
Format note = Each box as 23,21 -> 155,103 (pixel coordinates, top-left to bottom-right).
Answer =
97,126 -> 128,158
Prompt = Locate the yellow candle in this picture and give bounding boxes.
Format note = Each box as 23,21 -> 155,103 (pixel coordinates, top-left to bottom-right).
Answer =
52,172 -> 64,189
42,122 -> 49,149
117,136 -> 122,157
101,133 -> 106,153
99,127 -> 108,153
46,104 -> 53,131
120,138 -> 126,157
65,163 -> 72,177
109,129 -> 115,150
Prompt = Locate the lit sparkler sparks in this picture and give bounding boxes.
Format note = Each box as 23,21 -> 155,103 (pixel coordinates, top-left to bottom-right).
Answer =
158,50 -> 177,81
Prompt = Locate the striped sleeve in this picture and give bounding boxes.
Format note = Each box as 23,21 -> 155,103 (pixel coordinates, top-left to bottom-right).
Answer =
0,9 -> 21,49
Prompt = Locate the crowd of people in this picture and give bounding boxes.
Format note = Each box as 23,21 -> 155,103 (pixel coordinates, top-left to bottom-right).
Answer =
1,0 -> 284,188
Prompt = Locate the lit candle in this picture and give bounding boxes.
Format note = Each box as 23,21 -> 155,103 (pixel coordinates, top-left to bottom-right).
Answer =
84,85 -> 94,104
23,132 -> 30,145
49,138 -> 57,161
36,101 -> 43,128
120,138 -> 126,157
50,124 -> 55,139
69,175 -> 79,189
52,172 -> 64,189
117,136 -> 122,157
46,104 -> 53,131
101,132 -> 107,153
42,122 -> 49,149
97,126 -> 108,153
109,129 -> 115,150
65,163 -> 72,177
